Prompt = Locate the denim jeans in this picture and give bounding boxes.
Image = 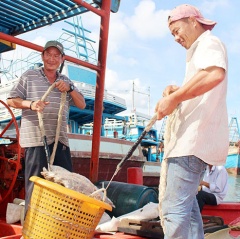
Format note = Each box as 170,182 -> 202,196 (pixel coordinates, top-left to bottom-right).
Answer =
161,155 -> 207,239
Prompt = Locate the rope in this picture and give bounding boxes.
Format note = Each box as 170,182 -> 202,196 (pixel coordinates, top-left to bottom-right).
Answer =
37,83 -> 67,171
158,109 -> 177,233
50,92 -> 66,166
105,113 -> 158,191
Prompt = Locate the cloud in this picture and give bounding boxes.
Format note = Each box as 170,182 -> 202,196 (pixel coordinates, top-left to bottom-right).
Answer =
105,68 -> 151,114
126,0 -> 170,40
199,0 -> 230,15
108,12 -> 130,54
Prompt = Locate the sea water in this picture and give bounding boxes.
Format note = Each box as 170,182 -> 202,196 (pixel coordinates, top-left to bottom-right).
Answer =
224,174 -> 240,202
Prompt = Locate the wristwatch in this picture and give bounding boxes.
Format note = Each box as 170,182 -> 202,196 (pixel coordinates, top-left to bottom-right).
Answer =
67,82 -> 74,93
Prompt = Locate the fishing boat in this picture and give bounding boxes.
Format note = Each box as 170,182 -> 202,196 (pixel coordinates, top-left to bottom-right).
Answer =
0,1 -> 239,239
226,117 -> 240,175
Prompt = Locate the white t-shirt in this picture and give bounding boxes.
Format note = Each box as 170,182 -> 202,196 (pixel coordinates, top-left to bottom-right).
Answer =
164,30 -> 228,165
202,165 -> 228,204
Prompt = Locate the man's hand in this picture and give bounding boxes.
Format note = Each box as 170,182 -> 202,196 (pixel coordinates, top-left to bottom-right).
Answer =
155,85 -> 180,120
155,95 -> 178,120
200,180 -> 210,188
162,85 -> 179,97
31,100 -> 50,113
55,80 -> 70,92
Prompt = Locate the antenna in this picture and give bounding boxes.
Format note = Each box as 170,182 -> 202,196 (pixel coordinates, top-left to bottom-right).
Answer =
132,80 -> 151,115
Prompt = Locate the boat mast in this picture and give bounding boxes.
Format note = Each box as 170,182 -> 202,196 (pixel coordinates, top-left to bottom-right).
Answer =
229,117 -> 240,146
132,81 -> 151,115
132,81 -> 135,111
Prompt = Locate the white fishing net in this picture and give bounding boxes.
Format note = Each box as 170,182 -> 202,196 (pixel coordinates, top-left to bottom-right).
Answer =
41,165 -> 114,207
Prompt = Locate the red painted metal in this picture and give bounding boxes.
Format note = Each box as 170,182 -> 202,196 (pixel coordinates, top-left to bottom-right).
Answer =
127,167 -> 143,185
202,203 -> 240,225
0,32 -> 99,72
89,0 -> 111,183
73,0 -> 105,16
0,100 -> 22,204
0,219 -> 22,238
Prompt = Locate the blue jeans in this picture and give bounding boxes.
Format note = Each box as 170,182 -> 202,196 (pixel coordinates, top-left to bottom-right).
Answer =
161,155 -> 206,239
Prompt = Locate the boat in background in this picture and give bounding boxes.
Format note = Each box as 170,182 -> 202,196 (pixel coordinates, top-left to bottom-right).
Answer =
226,117 -> 240,175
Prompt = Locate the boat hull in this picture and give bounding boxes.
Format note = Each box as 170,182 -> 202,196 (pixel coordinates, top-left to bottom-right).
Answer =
225,153 -> 240,175
69,133 -> 146,183
202,203 -> 240,225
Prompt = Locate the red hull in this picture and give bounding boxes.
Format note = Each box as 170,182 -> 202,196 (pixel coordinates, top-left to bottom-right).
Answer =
202,203 -> 240,225
72,158 -> 144,184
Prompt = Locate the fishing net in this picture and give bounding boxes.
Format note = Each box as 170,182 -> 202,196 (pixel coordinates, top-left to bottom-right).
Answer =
41,165 -> 114,207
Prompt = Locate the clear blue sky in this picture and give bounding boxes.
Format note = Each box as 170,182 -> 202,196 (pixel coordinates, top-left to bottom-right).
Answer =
2,0 -> 240,129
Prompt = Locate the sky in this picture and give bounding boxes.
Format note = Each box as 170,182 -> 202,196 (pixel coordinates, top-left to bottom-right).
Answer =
1,0 -> 240,130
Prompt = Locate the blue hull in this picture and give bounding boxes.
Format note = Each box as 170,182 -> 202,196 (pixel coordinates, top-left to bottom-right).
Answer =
225,154 -> 240,174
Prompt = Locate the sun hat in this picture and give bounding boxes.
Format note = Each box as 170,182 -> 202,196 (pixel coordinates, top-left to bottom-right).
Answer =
43,40 -> 65,55
168,4 -> 217,31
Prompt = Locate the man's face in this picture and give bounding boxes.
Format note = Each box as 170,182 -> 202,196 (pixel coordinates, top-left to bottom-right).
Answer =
42,47 -> 63,71
169,17 -> 197,49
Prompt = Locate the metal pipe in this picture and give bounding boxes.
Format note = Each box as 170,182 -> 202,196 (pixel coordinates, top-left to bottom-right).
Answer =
89,0 -> 111,183
73,0 -> 105,17
0,32 -> 100,72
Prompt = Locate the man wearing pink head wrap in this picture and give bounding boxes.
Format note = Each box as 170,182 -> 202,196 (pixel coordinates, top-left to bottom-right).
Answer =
155,4 -> 228,239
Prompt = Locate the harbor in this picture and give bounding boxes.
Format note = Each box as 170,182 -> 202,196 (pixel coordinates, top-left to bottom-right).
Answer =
224,174 -> 240,202
0,1 -> 240,239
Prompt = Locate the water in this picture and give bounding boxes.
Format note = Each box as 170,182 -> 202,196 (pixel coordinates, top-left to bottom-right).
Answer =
224,174 -> 240,202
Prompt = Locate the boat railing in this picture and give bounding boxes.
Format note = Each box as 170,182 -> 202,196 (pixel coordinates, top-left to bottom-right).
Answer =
0,79 -> 126,123
73,81 -> 126,107
103,115 -> 156,130
0,52 -> 42,81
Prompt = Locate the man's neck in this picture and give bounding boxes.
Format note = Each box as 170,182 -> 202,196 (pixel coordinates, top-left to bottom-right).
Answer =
43,68 -> 57,83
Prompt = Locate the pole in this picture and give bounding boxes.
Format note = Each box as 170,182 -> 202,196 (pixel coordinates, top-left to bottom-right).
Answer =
132,81 -> 135,111
89,0 -> 111,183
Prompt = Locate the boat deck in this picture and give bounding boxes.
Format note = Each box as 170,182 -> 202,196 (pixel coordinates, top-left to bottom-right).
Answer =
0,217 -> 148,239
0,219 -> 22,239
1,202 -> 240,239
94,233 -> 148,239
1,222 -> 240,239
